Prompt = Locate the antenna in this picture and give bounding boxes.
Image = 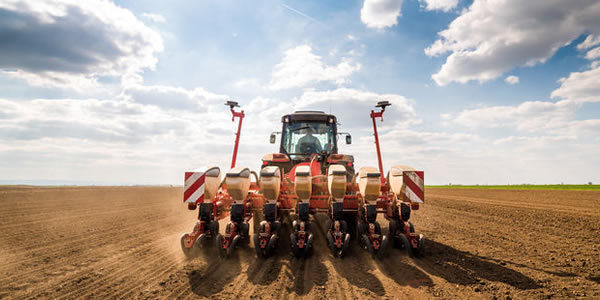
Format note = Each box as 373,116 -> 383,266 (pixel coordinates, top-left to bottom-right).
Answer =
225,100 -> 239,109
375,100 -> 391,112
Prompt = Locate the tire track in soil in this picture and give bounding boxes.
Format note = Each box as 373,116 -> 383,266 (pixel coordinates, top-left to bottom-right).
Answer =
310,214 -> 352,299
172,254 -> 245,299
15,225 -> 182,300
0,202 -> 167,232
165,230 -> 247,300
52,232 -> 180,299
0,188 -> 191,299
178,234 -> 277,299
0,212 -> 182,289
0,202 -> 165,244
0,208 -> 175,274
77,234 -> 183,299
170,218 -> 283,299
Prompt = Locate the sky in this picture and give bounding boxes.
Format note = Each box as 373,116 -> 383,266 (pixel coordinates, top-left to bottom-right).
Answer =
0,0 -> 599,185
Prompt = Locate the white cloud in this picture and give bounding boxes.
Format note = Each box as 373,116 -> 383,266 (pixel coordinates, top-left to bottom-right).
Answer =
448,60 -> 600,137
121,84 -> 228,111
360,0 -> 403,29
419,0 -> 458,12
577,34 -> 600,50
505,75 -> 519,85
1,70 -> 100,92
426,0 -> 600,85
0,94 -> 241,184
585,47 -> 600,60
451,100 -> 579,132
269,45 -> 361,90
493,135 -> 576,146
0,0 -> 163,90
0,98 -> 181,143
141,12 -> 166,23
551,64 -> 600,104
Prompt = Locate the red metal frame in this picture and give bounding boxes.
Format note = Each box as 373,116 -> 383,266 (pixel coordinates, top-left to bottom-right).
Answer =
229,108 -> 245,169
370,109 -> 386,185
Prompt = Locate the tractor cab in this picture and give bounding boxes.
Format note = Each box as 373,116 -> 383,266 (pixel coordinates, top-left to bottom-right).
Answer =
265,111 -> 354,178
280,111 -> 338,159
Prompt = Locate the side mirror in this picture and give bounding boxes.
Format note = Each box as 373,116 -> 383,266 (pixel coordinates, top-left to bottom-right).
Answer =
345,134 -> 352,144
270,133 -> 276,144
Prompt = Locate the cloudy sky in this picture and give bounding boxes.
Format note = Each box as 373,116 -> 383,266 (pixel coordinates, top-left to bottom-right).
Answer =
1,0 -> 599,185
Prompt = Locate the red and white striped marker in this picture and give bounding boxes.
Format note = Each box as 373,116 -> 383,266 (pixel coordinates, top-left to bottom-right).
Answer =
403,171 -> 424,203
184,171 -> 205,205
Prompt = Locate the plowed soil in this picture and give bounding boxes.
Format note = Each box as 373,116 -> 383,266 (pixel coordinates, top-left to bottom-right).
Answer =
1,186 -> 599,299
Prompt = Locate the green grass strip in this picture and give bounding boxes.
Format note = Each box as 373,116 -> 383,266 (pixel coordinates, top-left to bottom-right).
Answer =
425,184 -> 600,191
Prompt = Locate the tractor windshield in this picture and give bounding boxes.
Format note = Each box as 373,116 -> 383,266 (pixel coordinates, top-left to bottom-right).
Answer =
282,122 -> 335,156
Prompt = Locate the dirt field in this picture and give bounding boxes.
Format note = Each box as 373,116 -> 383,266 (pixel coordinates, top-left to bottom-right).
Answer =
1,186 -> 599,299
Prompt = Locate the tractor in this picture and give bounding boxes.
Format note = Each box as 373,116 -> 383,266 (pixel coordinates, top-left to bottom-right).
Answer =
180,100 -> 425,259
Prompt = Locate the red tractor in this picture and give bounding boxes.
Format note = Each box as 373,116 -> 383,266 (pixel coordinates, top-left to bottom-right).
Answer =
180,101 -> 425,259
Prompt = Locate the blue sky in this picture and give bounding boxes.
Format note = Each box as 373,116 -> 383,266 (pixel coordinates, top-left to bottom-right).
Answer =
0,0 -> 599,185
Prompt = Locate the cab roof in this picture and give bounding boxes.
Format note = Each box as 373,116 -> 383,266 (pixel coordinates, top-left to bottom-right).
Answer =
282,111 -> 337,123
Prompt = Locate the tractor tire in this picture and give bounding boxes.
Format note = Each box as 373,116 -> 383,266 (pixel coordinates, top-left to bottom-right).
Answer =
228,235 -> 241,257
344,214 -> 357,241
388,220 -> 402,248
241,223 -> 250,246
340,233 -> 351,258
290,233 -> 301,258
378,234 -> 388,259
253,234 -> 263,258
216,234 -> 226,258
362,234 -> 374,257
326,231 -> 335,255
267,233 -> 278,257
413,234 -> 425,257
209,220 -> 220,237
306,233 -> 314,257
180,233 -> 195,259
195,233 -> 207,248
398,233 -> 413,257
